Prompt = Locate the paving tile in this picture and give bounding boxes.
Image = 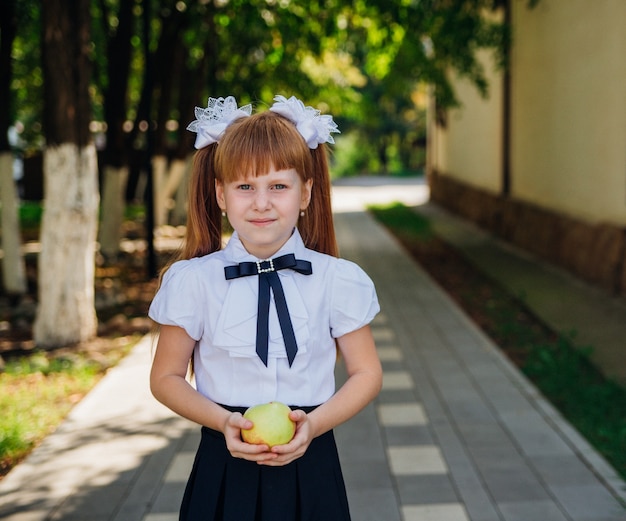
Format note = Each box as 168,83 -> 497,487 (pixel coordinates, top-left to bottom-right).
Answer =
468,447 -> 551,502
372,326 -> 397,344
532,455 -> 607,487
341,460 -> 398,489
380,359 -> 409,372
425,418 -> 502,521
550,485 -> 626,521
395,474 -> 459,505
1,513 -> 48,521
443,399 -> 497,424
498,409 -> 573,457
402,503 -> 469,521
454,422 -> 512,450
143,514 -> 177,521
163,452 -> 194,483
378,403 -> 428,426
383,425 -> 435,446
179,430 -> 201,452
388,446 -> 448,475
383,370 -> 415,390
498,500 -> 569,521
481,468 -> 551,503
377,346 -> 404,362
346,488 -> 402,521
149,481 -> 187,513
377,389 -> 420,404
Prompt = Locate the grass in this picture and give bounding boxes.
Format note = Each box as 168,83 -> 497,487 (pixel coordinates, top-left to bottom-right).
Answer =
370,202 -> 626,481
0,336 -> 139,477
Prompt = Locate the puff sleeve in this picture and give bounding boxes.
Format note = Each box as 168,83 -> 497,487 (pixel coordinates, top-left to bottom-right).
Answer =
148,260 -> 205,341
329,259 -> 380,338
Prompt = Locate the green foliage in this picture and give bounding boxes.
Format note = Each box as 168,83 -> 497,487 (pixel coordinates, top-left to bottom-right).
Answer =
370,202 -> 433,240
525,338 -> 626,475
10,0 -> 44,151
7,0 -> 540,171
19,202 -> 43,230
331,133 -> 374,178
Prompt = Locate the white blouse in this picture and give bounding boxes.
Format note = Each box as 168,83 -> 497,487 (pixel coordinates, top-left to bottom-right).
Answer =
149,229 -> 379,407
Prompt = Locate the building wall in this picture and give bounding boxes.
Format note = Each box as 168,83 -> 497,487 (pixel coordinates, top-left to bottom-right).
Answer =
510,0 -> 626,224
429,0 -> 626,225
433,50 -> 504,195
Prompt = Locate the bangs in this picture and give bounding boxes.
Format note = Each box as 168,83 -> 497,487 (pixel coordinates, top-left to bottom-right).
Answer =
214,111 -> 312,182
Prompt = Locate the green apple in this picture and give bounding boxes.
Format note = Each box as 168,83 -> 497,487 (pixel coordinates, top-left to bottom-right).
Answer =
241,401 -> 296,448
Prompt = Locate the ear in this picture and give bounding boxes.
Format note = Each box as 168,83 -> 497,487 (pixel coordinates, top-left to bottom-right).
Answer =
301,178 -> 313,210
215,179 -> 226,211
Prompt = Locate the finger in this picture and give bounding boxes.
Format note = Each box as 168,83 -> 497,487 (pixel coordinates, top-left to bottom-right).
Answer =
258,450 -> 303,466
289,409 -> 307,422
227,413 -> 253,431
230,444 -> 277,462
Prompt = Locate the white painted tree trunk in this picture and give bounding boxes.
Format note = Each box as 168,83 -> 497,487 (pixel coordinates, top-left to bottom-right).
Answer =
98,165 -> 128,258
34,143 -> 99,348
171,155 -> 193,226
0,152 -> 27,294
154,155 -> 190,227
158,157 -> 188,226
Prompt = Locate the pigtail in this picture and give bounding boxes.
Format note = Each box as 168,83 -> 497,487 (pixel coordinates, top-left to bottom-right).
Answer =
300,145 -> 338,257
182,144 -> 223,259
158,144 -> 223,283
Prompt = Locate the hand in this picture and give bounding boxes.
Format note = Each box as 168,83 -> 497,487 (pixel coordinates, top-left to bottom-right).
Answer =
222,411 -> 279,464
258,409 -> 315,466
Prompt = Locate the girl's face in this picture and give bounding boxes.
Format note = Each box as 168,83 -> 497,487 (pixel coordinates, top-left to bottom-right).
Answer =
216,167 -> 312,259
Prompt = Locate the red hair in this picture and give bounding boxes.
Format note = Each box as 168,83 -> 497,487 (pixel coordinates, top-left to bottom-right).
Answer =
172,110 -> 338,268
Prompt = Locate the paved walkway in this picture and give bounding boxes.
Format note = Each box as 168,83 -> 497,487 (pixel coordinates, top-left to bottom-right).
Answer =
1,178 -> 624,520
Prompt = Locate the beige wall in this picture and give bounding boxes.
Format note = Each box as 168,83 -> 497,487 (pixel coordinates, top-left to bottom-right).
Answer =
511,0 -> 626,224
429,1 -> 626,225
430,49 -> 504,195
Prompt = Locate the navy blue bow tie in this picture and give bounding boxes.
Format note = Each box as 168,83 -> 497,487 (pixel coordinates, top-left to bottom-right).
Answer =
224,253 -> 312,367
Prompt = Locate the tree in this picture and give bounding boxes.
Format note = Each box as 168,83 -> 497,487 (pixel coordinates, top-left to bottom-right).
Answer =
0,0 -> 27,295
95,0 -> 136,259
34,0 -> 99,348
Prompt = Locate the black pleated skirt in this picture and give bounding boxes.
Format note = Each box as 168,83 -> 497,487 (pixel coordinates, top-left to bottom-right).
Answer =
179,406 -> 351,521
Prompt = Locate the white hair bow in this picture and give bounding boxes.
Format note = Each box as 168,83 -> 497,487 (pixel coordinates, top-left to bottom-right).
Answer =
269,95 -> 340,149
187,96 -> 252,149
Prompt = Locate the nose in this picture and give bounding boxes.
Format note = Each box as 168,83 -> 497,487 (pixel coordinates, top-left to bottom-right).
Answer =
253,188 -> 271,210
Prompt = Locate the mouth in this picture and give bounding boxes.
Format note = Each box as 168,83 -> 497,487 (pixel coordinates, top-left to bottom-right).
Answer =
249,218 -> 276,226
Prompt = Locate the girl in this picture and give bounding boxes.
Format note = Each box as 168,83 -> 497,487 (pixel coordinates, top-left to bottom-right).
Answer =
149,95 -> 382,521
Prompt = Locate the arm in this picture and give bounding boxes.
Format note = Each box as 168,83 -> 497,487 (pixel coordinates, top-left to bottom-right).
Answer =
308,324 -> 382,435
150,324 -> 278,462
267,324 -> 382,465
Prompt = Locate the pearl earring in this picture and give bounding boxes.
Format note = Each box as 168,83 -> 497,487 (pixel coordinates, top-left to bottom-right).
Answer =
300,211 -> 305,217
222,211 -> 226,217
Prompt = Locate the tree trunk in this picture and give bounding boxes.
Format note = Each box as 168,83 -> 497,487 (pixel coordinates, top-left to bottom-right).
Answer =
0,1 -> 26,294
35,0 -> 98,348
98,0 -> 135,257
153,154 -> 169,227
0,152 -> 27,294
156,157 -> 188,227
171,155 -> 193,226
34,144 -> 99,347
98,165 -> 128,258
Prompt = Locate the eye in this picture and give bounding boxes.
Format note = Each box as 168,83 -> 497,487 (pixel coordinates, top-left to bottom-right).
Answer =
237,184 -> 252,191
273,183 -> 287,190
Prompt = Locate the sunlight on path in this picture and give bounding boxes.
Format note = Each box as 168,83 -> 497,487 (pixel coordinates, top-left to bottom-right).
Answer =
331,176 -> 429,213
